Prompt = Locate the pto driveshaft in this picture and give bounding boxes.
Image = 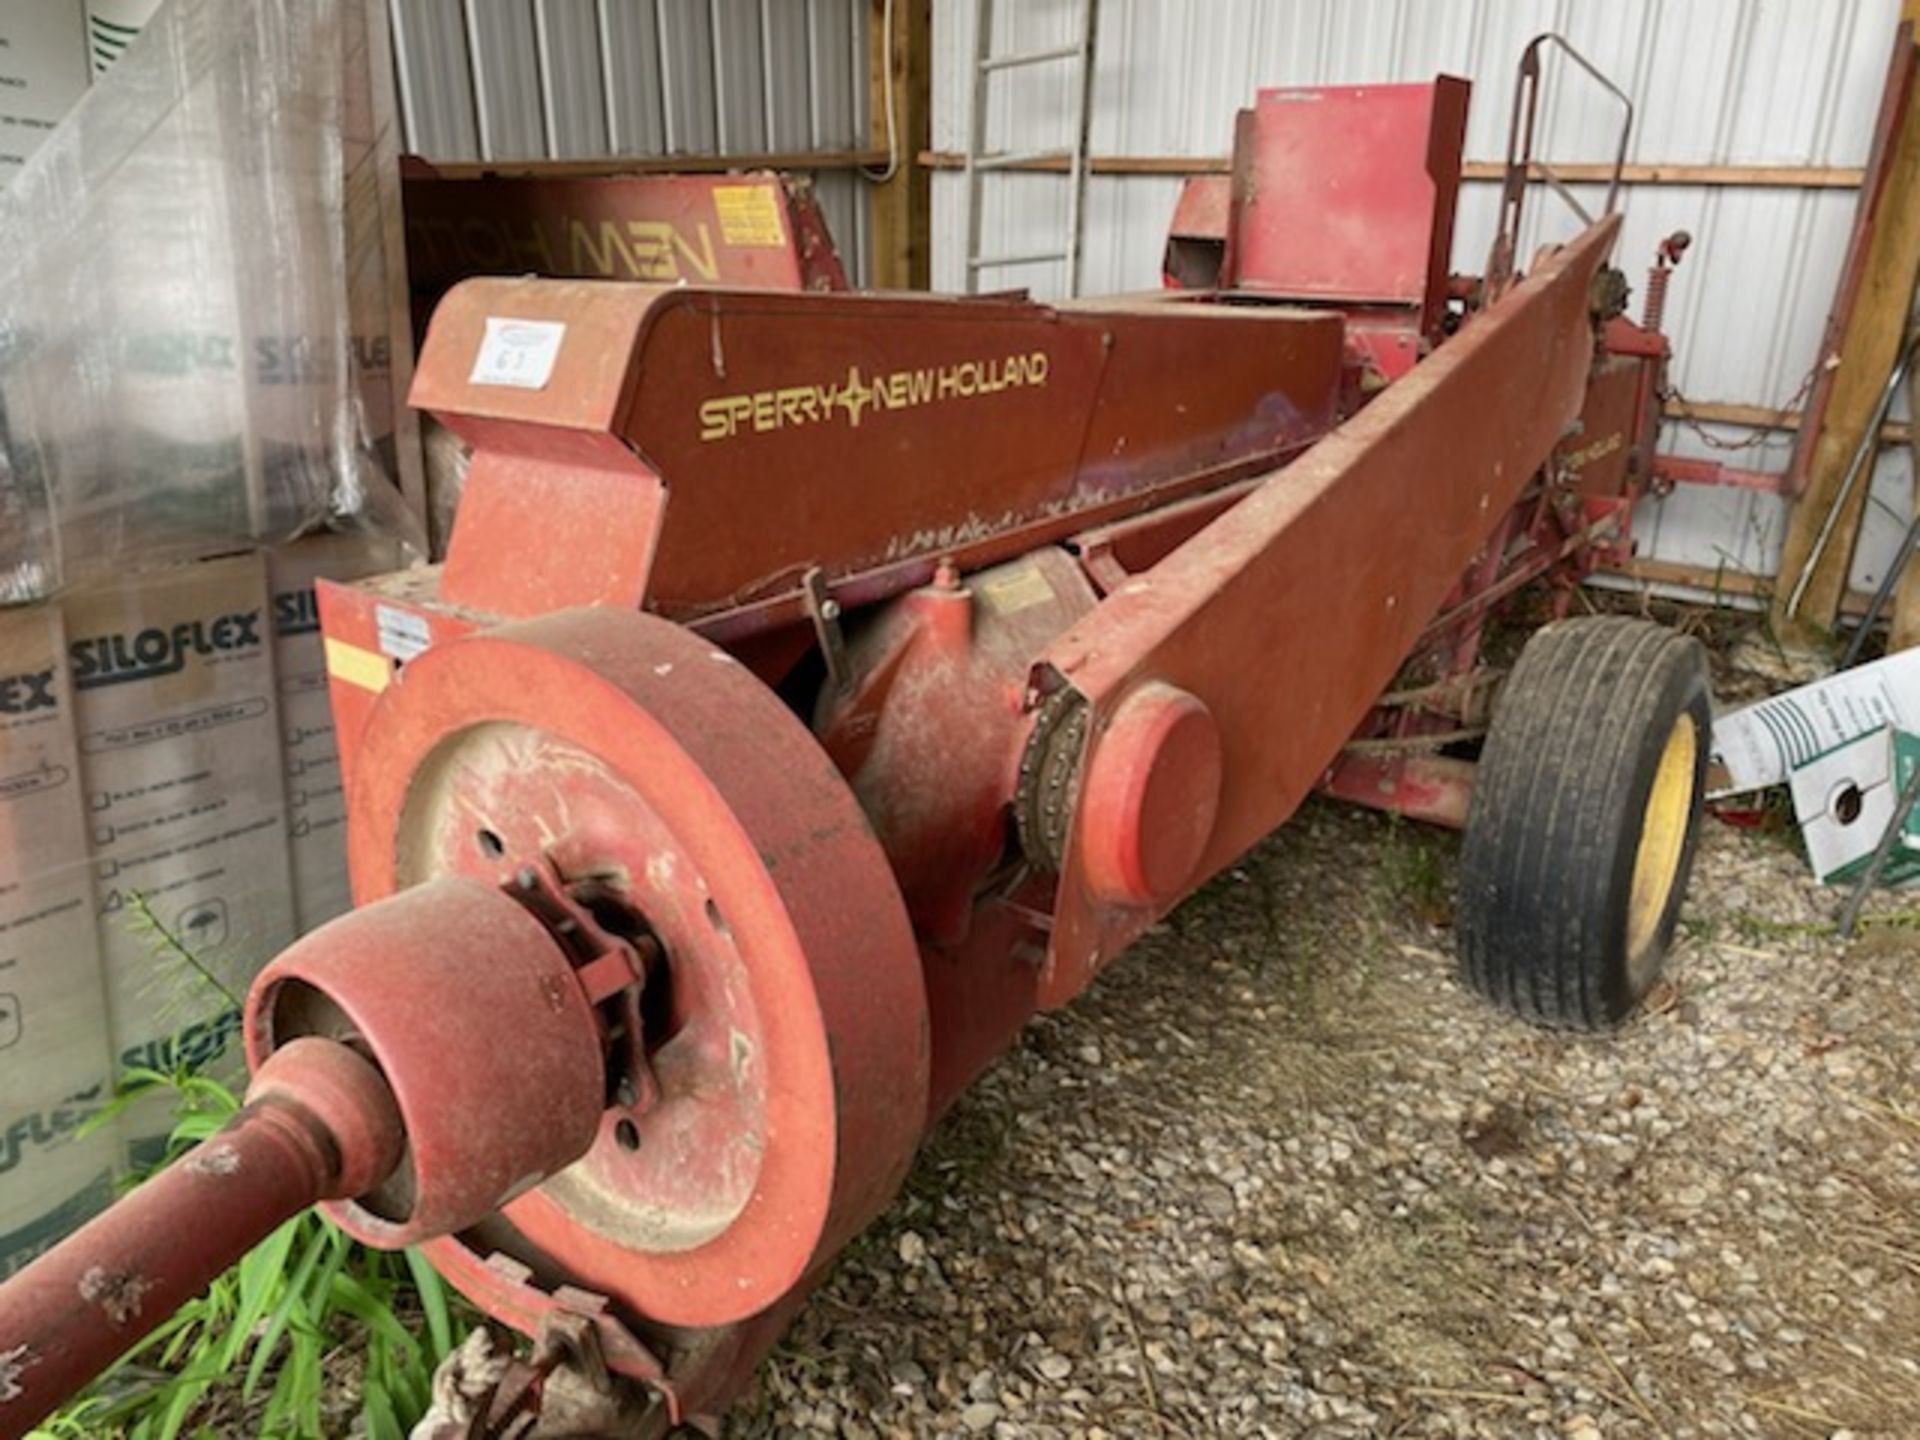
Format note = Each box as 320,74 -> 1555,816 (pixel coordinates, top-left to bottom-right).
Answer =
0,1039 -> 404,1439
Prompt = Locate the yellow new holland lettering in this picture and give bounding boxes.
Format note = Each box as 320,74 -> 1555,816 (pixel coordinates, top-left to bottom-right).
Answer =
565,219 -> 719,282
699,351 -> 1051,443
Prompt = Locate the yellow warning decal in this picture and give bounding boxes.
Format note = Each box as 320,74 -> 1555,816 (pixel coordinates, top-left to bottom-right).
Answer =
976,565 -> 1055,616
713,184 -> 788,248
324,638 -> 391,694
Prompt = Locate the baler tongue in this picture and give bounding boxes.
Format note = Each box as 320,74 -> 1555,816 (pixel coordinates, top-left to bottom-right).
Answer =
0,874 -> 611,1439
0,1036 -> 404,1434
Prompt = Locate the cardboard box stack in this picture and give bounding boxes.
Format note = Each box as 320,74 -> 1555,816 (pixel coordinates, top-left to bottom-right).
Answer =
0,0 -> 419,1273
1788,727 -> 1920,886
0,538 -> 399,1276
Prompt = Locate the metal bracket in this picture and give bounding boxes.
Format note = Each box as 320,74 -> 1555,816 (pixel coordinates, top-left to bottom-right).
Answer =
471,1313 -> 647,1439
802,566 -> 853,693
1839,755 -> 1920,938
504,863 -> 662,1114
420,1267 -> 674,1439
1486,33 -> 1633,298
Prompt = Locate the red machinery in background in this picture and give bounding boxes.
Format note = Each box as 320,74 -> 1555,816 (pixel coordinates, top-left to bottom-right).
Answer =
399,165 -> 853,317
0,41 -> 1717,1438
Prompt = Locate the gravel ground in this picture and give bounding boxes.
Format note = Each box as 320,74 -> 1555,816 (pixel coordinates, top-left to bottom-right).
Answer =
743,797 -> 1919,1439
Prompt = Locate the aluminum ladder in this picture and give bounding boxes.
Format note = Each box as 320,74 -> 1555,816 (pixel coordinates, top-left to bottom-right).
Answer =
962,0 -> 1099,296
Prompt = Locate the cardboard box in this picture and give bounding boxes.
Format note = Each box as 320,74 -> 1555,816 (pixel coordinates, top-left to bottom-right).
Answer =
267,533 -> 402,931
0,536 -> 397,1270
1708,647 -> 1920,798
83,0 -> 161,78
0,0 -> 87,188
1788,726 -> 1920,886
64,552 -> 295,1162
0,601 -> 118,1276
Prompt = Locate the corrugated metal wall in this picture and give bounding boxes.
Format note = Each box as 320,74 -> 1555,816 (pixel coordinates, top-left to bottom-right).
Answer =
388,0 -> 875,283
934,0 -> 1914,596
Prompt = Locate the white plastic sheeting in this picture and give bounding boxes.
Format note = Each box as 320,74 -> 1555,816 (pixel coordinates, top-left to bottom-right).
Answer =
932,0 -> 1914,597
389,0 -> 877,284
0,0 -> 420,602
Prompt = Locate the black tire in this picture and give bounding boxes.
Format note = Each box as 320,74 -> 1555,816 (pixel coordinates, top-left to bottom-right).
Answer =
1458,616 -> 1711,1028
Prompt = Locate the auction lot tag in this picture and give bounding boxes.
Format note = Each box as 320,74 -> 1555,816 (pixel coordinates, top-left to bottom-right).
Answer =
470,317 -> 566,390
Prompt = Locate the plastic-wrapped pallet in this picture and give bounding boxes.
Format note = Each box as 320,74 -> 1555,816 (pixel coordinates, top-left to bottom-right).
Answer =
0,0 -> 422,604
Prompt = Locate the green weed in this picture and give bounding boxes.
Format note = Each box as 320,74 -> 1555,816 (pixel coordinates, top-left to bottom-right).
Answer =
1378,816 -> 1456,928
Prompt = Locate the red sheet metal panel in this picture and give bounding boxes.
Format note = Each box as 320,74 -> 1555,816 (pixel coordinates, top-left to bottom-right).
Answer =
1035,217 -> 1620,1008
402,170 -> 849,302
1225,79 -> 1469,337
1162,174 -> 1232,289
412,278 -> 1348,628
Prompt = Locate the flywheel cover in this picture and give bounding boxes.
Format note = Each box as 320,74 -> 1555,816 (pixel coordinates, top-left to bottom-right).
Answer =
345,606 -> 929,1325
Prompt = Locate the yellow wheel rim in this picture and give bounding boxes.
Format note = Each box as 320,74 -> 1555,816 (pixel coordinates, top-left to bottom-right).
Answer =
1627,712 -> 1697,976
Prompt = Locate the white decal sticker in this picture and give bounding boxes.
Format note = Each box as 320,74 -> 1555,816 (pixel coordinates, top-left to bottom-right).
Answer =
374,605 -> 432,663
469,317 -> 565,390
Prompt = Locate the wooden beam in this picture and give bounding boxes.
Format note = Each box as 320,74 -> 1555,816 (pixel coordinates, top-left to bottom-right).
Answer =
1774,17 -> 1920,643
919,150 -> 1863,188
868,0 -> 931,290
1893,2 -> 1920,652
1892,306 -> 1920,649
427,149 -> 890,181
922,150 -> 1226,175
1614,558 -> 1775,602
1774,26 -> 1920,521
1461,160 -> 1863,188
1662,397 -> 1912,448
1612,558 -> 1878,616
